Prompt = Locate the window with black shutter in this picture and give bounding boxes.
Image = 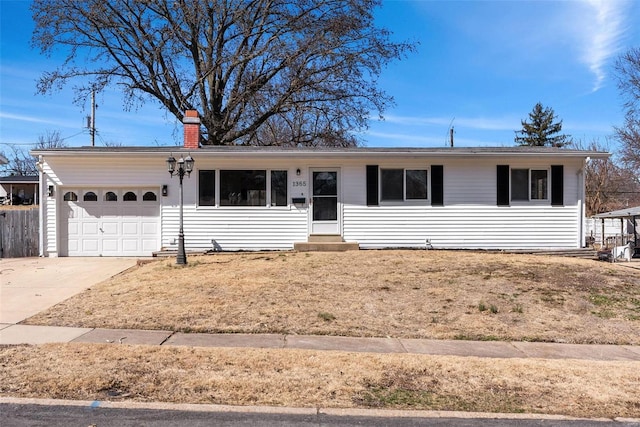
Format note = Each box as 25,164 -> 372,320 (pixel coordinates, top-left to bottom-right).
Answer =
366,165 -> 379,206
551,165 -> 564,206
497,165 -> 510,206
431,165 -> 444,206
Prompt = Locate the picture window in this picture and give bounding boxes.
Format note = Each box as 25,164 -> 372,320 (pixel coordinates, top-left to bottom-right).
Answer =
220,170 -> 266,206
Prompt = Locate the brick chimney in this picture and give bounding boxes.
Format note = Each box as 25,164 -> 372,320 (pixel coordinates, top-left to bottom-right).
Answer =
183,110 -> 201,149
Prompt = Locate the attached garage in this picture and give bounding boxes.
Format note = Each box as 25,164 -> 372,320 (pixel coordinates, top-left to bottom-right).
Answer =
59,188 -> 160,256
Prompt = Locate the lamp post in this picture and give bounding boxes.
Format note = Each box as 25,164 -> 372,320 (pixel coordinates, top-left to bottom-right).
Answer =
167,154 -> 194,265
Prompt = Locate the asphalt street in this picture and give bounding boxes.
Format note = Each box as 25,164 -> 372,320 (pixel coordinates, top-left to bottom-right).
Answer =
1,403 -> 637,427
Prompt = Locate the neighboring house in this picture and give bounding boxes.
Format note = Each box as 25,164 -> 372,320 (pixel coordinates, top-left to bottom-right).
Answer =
32,110 -> 608,257
0,175 -> 39,205
589,206 -> 640,257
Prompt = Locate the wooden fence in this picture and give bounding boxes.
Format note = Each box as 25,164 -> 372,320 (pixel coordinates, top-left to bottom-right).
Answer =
0,208 -> 39,258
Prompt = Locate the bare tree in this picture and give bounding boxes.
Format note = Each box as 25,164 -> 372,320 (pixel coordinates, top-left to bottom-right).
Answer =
580,139 -> 640,216
0,145 -> 38,176
32,0 -> 415,146
615,114 -> 640,172
35,130 -> 67,150
615,47 -> 640,171
1,131 -> 68,176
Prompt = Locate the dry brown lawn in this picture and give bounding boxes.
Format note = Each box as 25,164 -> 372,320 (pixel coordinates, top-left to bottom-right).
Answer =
5,250 -> 640,417
1,343 -> 639,418
25,250 -> 640,344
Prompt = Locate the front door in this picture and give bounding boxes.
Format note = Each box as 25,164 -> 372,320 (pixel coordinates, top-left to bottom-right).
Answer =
310,170 -> 340,235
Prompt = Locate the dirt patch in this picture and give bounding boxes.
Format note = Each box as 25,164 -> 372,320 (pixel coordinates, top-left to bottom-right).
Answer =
25,251 -> 640,344
0,343 -> 638,418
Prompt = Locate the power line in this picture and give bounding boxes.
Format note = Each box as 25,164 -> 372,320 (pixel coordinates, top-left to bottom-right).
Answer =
1,130 -> 88,148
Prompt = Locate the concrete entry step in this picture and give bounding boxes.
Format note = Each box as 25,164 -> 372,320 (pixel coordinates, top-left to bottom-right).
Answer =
294,242 -> 359,252
307,234 -> 344,243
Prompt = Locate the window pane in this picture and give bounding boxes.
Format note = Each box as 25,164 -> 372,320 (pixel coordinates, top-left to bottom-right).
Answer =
220,170 -> 266,206
511,169 -> 528,201
313,172 -> 337,196
531,170 -> 548,200
104,191 -> 117,201
199,170 -> 216,206
406,169 -> 428,199
123,191 -> 137,201
63,191 -> 78,202
143,191 -> 157,201
313,196 -> 338,220
381,169 -> 403,201
83,191 -> 97,201
271,170 -> 288,206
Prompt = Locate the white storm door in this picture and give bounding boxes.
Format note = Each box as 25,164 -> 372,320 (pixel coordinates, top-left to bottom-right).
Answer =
310,170 -> 340,235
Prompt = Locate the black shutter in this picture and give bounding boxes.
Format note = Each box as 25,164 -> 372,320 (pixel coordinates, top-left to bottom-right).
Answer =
431,165 -> 444,206
551,165 -> 564,206
366,165 -> 379,206
497,165 -> 510,206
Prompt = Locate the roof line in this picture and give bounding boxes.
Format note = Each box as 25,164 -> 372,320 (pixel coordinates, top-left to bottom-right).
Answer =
30,146 -> 610,159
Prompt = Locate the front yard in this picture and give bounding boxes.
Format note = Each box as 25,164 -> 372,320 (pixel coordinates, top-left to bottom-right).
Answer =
25,250 -> 640,344
3,250 -> 640,418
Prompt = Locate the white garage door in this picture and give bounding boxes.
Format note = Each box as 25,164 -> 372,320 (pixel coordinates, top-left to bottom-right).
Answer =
61,188 -> 160,256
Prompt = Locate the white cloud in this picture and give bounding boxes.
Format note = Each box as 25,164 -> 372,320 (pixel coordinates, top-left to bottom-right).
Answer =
575,0 -> 630,92
0,112 -> 60,126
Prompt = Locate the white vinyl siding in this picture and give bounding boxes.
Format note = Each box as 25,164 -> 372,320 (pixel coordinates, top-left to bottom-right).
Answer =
38,151 -> 588,255
162,206 -> 308,251
343,205 -> 580,249
343,159 -> 583,250
44,174 -> 57,256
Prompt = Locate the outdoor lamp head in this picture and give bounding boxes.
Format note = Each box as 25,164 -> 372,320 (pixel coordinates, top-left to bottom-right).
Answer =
184,155 -> 194,175
166,155 -> 176,174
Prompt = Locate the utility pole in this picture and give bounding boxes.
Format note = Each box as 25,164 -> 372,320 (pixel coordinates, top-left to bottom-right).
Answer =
90,90 -> 96,147
86,90 -> 96,146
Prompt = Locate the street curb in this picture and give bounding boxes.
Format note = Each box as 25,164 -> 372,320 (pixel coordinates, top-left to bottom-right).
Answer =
2,397 -> 638,423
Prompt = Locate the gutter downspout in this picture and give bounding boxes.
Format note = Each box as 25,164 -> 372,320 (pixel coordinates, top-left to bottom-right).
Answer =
37,155 -> 45,257
578,158 -> 587,248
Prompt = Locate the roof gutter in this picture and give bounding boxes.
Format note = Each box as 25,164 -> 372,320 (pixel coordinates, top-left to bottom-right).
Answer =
30,148 -> 611,159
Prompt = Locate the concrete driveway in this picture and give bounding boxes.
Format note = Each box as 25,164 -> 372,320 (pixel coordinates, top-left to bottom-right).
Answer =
0,257 -> 139,325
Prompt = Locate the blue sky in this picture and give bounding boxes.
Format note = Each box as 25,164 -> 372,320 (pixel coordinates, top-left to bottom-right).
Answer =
1,0 -> 639,151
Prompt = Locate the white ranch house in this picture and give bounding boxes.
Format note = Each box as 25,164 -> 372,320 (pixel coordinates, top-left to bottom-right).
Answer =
32,111 -> 608,257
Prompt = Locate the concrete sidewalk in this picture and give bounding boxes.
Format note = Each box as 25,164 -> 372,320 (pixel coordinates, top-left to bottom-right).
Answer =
1,325 -> 639,361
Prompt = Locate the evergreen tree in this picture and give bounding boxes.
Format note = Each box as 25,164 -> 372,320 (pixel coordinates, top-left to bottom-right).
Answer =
514,102 -> 570,147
